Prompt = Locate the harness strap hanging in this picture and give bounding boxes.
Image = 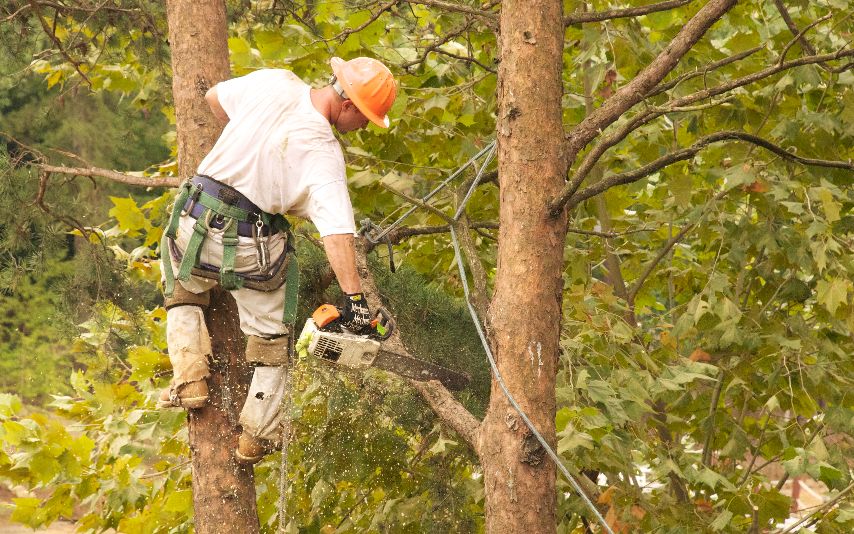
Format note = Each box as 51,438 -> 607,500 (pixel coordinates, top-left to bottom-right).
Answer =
162,231 -> 177,298
218,215 -> 244,291
165,181 -> 193,240
177,211 -> 210,282
282,243 -> 299,326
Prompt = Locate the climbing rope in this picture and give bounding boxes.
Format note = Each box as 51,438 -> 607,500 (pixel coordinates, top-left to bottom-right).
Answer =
361,141 -> 615,533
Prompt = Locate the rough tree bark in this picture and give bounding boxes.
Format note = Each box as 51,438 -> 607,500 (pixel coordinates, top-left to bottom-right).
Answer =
479,0 -> 567,532
164,1 -> 260,532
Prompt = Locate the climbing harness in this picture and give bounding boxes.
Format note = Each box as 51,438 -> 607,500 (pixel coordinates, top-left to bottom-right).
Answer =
161,175 -> 300,325
359,140 -> 615,534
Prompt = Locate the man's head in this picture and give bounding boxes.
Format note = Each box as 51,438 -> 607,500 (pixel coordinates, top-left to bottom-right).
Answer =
329,57 -> 396,133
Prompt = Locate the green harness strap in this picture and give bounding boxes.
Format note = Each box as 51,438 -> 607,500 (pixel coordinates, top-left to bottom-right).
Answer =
176,211 -> 210,282
218,215 -> 243,291
282,240 -> 299,326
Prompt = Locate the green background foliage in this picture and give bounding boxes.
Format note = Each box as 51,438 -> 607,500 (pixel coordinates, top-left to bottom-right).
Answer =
0,0 -> 853,532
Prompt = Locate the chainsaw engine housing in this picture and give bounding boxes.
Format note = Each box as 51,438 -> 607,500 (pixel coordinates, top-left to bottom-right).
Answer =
300,319 -> 381,369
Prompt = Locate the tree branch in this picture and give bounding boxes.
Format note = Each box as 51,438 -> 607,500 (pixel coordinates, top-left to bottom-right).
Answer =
564,0 -> 737,159
647,45 -> 765,97
39,164 -> 180,187
777,14 -> 831,66
564,0 -> 693,27
627,219 -> 699,304
409,380 -> 481,453
28,0 -> 92,87
563,131 -> 854,212
354,241 -> 482,454
322,0 -> 399,43
551,46 -> 854,216
401,19 -> 476,71
406,0 -> 497,20
772,0 -> 817,56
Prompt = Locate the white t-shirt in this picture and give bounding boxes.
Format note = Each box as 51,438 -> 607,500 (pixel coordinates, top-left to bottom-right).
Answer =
197,69 -> 355,237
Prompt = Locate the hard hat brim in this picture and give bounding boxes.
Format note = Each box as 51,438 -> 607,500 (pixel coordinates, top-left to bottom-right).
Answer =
331,57 -> 391,129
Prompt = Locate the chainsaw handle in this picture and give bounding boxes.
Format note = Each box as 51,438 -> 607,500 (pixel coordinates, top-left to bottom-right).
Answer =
370,307 -> 395,340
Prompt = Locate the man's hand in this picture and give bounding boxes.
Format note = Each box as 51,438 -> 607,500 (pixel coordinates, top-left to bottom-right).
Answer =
341,293 -> 372,334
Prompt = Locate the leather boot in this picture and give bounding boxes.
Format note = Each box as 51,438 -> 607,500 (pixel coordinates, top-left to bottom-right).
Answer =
157,380 -> 209,409
235,432 -> 272,465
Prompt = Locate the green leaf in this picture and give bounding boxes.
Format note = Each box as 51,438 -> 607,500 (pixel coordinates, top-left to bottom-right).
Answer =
164,489 -> 193,513
711,509 -> 733,531
816,278 -> 849,315
108,196 -> 150,237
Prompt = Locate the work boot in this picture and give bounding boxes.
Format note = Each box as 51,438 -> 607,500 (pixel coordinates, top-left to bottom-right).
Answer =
235,432 -> 274,465
157,380 -> 209,409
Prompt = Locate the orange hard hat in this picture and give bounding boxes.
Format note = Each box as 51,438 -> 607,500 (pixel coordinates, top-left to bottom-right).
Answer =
330,56 -> 397,128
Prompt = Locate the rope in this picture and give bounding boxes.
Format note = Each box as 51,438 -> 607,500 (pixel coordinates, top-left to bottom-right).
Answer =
364,142 -> 614,533
277,361 -> 292,534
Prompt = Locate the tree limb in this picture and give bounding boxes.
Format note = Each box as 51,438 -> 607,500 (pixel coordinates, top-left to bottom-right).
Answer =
627,219 -> 699,305
777,14 -> 831,66
39,164 -> 180,187
406,0 -> 497,20
551,46 -> 854,215
772,0 -> 817,57
321,0 -> 399,43
564,0 -> 737,160
563,130 -> 854,212
564,0 -> 693,27
354,241 -> 482,454
647,45 -> 765,97
409,380 -> 481,453
28,0 -> 92,87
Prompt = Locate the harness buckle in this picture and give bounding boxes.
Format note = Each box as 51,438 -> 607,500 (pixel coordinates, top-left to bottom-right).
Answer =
181,183 -> 204,216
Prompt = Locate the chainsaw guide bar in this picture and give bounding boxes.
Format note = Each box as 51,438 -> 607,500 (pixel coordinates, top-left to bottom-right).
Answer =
300,317 -> 470,391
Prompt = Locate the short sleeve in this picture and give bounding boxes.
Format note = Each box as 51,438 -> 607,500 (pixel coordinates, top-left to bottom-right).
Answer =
214,70 -> 275,119
307,181 -> 356,237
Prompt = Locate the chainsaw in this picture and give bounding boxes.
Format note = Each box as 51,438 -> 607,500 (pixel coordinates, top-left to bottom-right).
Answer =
298,304 -> 470,391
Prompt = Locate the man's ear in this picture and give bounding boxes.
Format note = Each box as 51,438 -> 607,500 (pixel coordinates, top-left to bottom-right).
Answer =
341,99 -> 355,112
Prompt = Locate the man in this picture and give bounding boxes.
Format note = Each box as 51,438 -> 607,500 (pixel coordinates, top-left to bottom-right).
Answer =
158,57 -> 397,464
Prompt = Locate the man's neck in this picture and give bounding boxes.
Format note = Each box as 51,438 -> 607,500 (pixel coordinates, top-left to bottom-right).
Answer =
310,86 -> 342,125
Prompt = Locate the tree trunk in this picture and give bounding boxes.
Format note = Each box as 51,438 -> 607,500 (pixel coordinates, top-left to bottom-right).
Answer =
164,1 -> 260,532
480,1 -> 567,532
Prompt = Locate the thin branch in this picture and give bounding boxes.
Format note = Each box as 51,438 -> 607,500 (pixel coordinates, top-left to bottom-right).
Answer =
39,164 -> 180,187
564,0 -> 693,27
430,47 -> 496,73
1,3 -> 32,22
564,0 -> 737,160
401,19 -> 475,71
647,45 -> 765,97
321,0 -> 398,43
772,0 -> 817,56
28,0 -> 92,88
380,221 -> 498,244
774,481 -> 854,534
625,187 -> 729,305
406,0 -> 496,20
777,14 -> 831,66
562,130 -> 854,212
701,369 -> 726,467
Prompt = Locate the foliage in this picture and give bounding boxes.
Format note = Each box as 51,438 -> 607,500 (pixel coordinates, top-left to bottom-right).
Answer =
1,0 -> 853,533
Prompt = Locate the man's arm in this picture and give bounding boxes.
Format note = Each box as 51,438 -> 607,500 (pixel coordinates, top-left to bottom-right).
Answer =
205,86 -> 229,123
322,233 -> 361,294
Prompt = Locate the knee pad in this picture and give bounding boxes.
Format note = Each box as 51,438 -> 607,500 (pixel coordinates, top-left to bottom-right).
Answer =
166,305 -> 212,386
164,283 -> 210,310
245,334 -> 289,366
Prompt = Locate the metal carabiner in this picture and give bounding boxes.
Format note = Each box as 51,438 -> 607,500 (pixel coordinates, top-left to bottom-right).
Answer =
253,214 -> 270,273
181,183 -> 203,217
